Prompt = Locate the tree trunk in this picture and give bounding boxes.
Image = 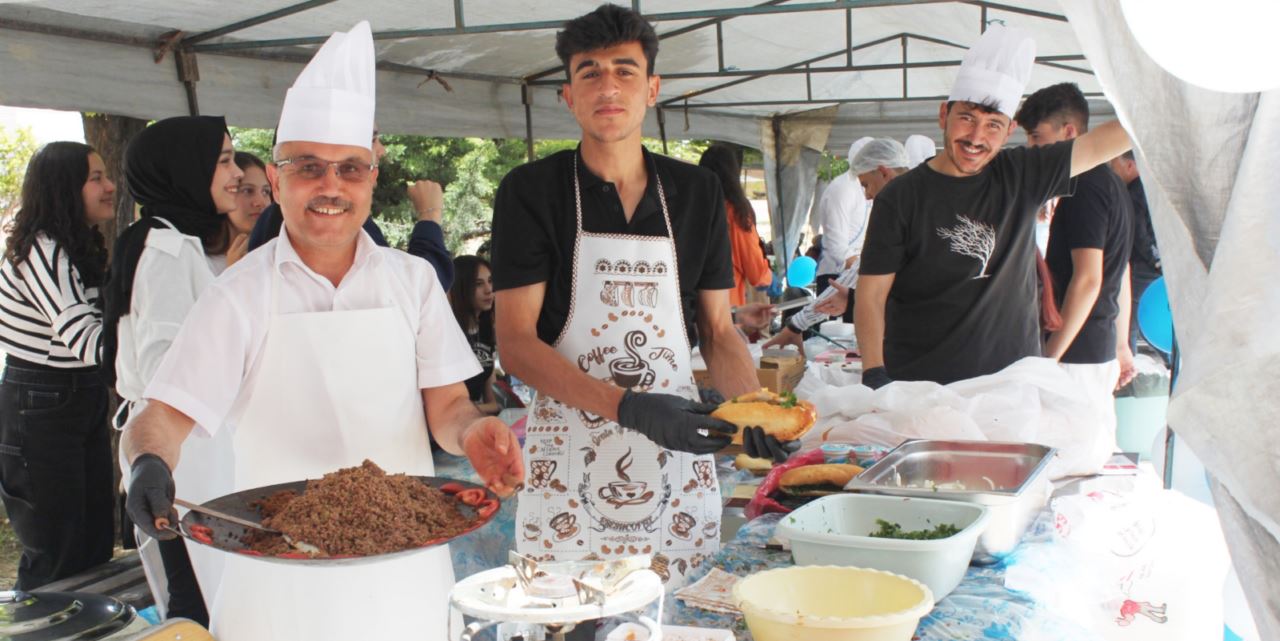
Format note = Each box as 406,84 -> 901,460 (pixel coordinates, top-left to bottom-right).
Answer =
80,113 -> 147,254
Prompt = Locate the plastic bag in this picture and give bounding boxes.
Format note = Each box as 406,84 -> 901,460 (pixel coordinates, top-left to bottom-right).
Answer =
796,357 -> 1111,479
1004,476 -> 1230,640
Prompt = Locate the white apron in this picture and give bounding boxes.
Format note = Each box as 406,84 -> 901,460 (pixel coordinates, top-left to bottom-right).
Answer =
516,157 -> 721,588
197,266 -> 455,641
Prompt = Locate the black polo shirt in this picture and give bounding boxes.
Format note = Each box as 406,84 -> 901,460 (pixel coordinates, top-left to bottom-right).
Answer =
490,147 -> 734,347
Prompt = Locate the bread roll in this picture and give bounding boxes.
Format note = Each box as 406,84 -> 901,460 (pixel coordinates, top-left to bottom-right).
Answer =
711,388 -> 816,445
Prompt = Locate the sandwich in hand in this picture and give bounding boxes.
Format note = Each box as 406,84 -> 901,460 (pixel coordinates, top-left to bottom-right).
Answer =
710,388 -> 817,445
778,463 -> 863,496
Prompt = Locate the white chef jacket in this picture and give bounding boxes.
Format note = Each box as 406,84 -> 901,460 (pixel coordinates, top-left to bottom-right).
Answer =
115,223 -> 220,405
814,172 -> 870,277
143,227 -> 480,438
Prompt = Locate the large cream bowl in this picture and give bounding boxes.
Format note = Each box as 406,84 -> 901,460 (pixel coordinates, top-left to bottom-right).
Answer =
733,565 -> 934,641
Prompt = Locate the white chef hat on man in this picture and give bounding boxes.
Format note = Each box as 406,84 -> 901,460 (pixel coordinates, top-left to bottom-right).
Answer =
947,24 -> 1036,118
904,135 -> 935,169
276,21 -> 376,151
849,138 -> 909,176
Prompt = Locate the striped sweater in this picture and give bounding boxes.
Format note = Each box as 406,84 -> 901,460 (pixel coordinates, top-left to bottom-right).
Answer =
0,232 -> 103,367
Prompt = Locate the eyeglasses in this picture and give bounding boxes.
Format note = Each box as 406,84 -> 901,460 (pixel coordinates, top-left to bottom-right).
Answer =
274,156 -> 376,182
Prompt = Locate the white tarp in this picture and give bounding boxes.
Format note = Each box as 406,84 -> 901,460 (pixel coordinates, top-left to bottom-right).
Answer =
0,0 -> 1110,153
1060,1 -> 1280,637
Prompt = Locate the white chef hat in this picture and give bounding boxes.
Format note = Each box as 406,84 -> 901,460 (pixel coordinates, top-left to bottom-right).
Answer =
849,138 -> 909,176
905,135 -> 935,169
276,21 -> 376,151
947,25 -> 1036,118
847,136 -> 874,163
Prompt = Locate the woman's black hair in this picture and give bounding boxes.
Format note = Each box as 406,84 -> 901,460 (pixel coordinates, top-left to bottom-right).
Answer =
699,144 -> 755,232
449,255 -> 493,333
4,142 -> 109,287
233,151 -> 267,174
555,4 -> 659,77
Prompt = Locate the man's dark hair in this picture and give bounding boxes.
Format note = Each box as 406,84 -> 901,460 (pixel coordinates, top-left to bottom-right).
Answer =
556,4 -> 659,79
945,98 -> 1006,117
1015,82 -> 1090,132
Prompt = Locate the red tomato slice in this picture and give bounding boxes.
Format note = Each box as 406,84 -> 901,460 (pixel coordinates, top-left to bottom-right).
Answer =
477,498 -> 499,519
456,488 -> 486,506
190,524 -> 214,544
439,482 -> 465,495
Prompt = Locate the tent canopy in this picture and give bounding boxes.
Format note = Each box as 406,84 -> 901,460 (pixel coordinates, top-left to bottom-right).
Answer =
0,0 -> 1112,152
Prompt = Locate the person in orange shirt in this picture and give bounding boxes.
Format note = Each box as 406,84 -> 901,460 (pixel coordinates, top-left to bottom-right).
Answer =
699,145 -> 771,307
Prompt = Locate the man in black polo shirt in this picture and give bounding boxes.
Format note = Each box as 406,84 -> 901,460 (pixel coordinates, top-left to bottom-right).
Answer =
490,5 -> 783,588
1109,150 -> 1162,348
855,26 -> 1133,388
1017,82 -> 1135,431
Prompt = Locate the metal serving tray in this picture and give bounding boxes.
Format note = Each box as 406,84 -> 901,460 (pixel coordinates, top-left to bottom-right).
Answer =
843,439 -> 1055,563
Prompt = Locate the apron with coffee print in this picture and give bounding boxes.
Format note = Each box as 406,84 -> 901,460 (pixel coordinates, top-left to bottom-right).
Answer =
516,157 -> 721,587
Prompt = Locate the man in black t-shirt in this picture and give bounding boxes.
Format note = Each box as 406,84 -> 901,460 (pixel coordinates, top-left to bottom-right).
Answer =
1109,150 -> 1162,348
1017,83 -> 1135,434
855,26 -> 1133,388
489,6 -> 782,462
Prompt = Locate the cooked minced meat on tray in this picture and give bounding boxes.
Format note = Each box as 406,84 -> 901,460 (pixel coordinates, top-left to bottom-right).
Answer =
243,460 -> 478,557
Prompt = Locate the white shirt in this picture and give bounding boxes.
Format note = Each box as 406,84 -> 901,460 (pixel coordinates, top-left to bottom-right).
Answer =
115,222 -> 219,403
144,228 -> 479,437
814,172 -> 870,276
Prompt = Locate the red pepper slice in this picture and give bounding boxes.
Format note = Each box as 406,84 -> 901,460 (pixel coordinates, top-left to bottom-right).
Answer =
456,488 -> 486,506
477,498 -> 499,519
439,482 -> 465,495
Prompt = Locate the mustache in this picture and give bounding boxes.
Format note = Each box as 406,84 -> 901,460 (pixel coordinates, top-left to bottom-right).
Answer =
955,139 -> 990,151
306,197 -> 353,210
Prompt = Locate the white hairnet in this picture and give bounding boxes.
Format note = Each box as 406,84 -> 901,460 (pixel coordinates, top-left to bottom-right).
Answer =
846,136 -> 874,162
905,135 -> 936,169
849,138 -> 909,175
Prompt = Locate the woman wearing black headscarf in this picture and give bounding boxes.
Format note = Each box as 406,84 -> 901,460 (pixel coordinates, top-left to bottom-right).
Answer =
104,115 -> 242,625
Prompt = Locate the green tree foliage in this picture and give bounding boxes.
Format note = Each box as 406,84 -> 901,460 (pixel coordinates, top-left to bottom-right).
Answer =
0,126 -> 39,217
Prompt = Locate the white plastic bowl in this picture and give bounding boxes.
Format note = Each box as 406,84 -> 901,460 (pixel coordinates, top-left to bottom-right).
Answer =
819,320 -> 855,337
734,565 -> 933,641
776,494 -> 989,599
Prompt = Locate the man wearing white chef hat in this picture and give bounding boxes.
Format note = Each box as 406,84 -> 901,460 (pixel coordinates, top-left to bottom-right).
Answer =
121,21 -> 523,640
854,24 -> 1133,388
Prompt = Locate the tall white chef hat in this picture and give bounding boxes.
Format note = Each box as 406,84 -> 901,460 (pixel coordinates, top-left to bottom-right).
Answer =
947,25 -> 1036,118
276,21 -> 376,151
905,135 -> 935,168
849,138 -> 909,176
847,136 -> 874,163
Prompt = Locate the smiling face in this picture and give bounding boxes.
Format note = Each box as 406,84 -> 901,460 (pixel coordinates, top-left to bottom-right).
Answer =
80,152 -> 116,225
931,101 -> 1014,177
268,140 -> 377,255
229,164 -> 271,234
209,134 -> 244,214
562,41 -> 659,147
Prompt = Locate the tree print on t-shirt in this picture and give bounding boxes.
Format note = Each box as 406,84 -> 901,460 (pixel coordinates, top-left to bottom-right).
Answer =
937,214 -> 997,279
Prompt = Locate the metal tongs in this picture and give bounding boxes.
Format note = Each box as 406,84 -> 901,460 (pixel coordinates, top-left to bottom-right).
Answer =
171,498 -> 324,556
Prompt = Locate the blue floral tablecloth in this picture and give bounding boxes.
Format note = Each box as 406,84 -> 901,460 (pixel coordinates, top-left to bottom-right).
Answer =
664,511 -> 1104,641
436,453 -> 1103,641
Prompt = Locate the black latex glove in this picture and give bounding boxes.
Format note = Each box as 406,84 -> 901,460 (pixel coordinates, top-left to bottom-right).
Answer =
616,390 -> 737,454
126,453 -> 178,541
862,366 -> 893,390
742,426 -> 802,463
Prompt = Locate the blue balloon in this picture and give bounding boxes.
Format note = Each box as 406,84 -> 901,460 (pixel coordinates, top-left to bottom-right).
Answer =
1138,277 -> 1174,354
787,256 -> 817,288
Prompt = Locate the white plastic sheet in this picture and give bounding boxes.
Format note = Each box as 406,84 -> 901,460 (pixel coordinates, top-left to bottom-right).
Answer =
796,357 -> 1111,479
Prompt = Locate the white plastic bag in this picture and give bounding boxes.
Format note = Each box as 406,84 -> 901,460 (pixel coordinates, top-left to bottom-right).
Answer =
797,357 -> 1111,478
